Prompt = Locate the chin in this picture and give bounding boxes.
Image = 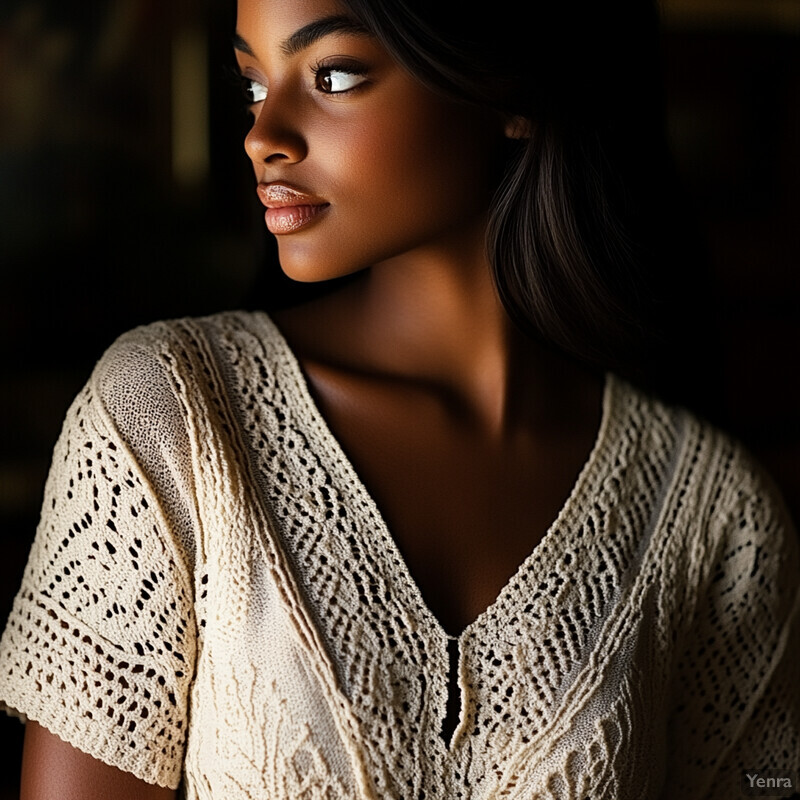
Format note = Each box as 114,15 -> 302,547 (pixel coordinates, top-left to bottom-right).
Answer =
275,242 -> 360,285
275,240 -> 327,283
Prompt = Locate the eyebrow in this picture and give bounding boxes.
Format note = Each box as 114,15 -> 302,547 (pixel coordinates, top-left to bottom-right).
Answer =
233,14 -> 371,60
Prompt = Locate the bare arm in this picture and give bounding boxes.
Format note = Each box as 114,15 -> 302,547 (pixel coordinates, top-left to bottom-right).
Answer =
21,721 -> 176,800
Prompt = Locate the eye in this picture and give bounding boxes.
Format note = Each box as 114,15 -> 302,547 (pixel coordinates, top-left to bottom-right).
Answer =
241,77 -> 267,104
314,66 -> 367,94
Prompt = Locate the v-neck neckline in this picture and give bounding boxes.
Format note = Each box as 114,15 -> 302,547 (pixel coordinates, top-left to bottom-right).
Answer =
255,311 -> 618,644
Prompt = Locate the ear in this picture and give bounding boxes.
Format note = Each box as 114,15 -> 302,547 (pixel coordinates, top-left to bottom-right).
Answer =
504,115 -> 532,139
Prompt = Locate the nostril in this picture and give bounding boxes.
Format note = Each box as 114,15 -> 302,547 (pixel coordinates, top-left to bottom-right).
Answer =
264,152 -> 292,164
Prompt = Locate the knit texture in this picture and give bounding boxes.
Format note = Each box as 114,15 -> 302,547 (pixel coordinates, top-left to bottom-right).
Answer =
1,311 -> 798,799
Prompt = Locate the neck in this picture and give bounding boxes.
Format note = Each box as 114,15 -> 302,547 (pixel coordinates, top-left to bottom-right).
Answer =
274,224 -> 599,436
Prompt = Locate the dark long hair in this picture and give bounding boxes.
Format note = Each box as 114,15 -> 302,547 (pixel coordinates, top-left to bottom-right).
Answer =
336,0 -> 715,408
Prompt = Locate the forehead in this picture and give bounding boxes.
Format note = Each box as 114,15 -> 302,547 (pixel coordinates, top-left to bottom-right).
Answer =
236,0 -> 351,45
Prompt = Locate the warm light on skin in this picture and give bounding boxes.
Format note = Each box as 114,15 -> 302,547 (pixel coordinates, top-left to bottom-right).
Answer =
234,0 -> 509,284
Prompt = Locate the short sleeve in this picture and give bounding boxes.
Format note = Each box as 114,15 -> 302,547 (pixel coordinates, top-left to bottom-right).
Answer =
0,378 -> 197,790
663,445 -> 800,799
706,607 -> 800,799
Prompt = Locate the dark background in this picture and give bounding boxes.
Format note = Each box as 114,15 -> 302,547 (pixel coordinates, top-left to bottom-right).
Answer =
1,1 -> 799,795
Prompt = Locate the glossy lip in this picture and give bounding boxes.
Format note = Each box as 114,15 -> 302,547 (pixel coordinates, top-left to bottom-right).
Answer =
257,183 -> 330,235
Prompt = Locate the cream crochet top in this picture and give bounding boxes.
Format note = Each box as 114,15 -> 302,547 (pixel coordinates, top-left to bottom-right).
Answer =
1,311 -> 798,800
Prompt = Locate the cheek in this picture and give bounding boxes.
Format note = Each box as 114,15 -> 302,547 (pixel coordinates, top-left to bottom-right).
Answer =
337,98 -> 500,233
275,92 -> 504,280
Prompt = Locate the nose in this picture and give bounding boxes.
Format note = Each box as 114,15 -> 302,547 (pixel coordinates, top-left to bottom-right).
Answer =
244,91 -> 307,166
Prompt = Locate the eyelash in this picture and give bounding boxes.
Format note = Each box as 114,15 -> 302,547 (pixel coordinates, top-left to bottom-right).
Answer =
232,61 -> 368,108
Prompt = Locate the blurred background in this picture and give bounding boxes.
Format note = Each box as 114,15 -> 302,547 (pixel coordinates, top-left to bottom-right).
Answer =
0,0 -> 798,794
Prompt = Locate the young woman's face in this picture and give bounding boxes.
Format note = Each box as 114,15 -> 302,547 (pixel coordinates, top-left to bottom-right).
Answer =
235,0 -> 508,282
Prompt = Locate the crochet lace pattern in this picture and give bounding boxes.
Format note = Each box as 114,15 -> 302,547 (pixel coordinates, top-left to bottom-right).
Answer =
1,311 -> 798,799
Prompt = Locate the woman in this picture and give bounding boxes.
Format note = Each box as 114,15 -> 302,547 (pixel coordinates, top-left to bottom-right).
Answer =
3,0 -> 798,798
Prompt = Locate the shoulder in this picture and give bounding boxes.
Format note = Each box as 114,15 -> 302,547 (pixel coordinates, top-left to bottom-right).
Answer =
610,375 -> 797,589
629,382 -> 800,792
52,310 -> 290,568
90,310 -> 276,395
614,374 -> 798,617
82,310 -> 290,433
613,374 -> 793,523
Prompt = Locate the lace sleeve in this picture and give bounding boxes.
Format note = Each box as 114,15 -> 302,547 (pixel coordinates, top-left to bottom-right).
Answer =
704,601 -> 800,800
0,378 -> 196,790
663,447 -> 800,800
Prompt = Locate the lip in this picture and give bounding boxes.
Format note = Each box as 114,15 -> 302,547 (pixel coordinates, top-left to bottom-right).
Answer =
257,183 -> 330,235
